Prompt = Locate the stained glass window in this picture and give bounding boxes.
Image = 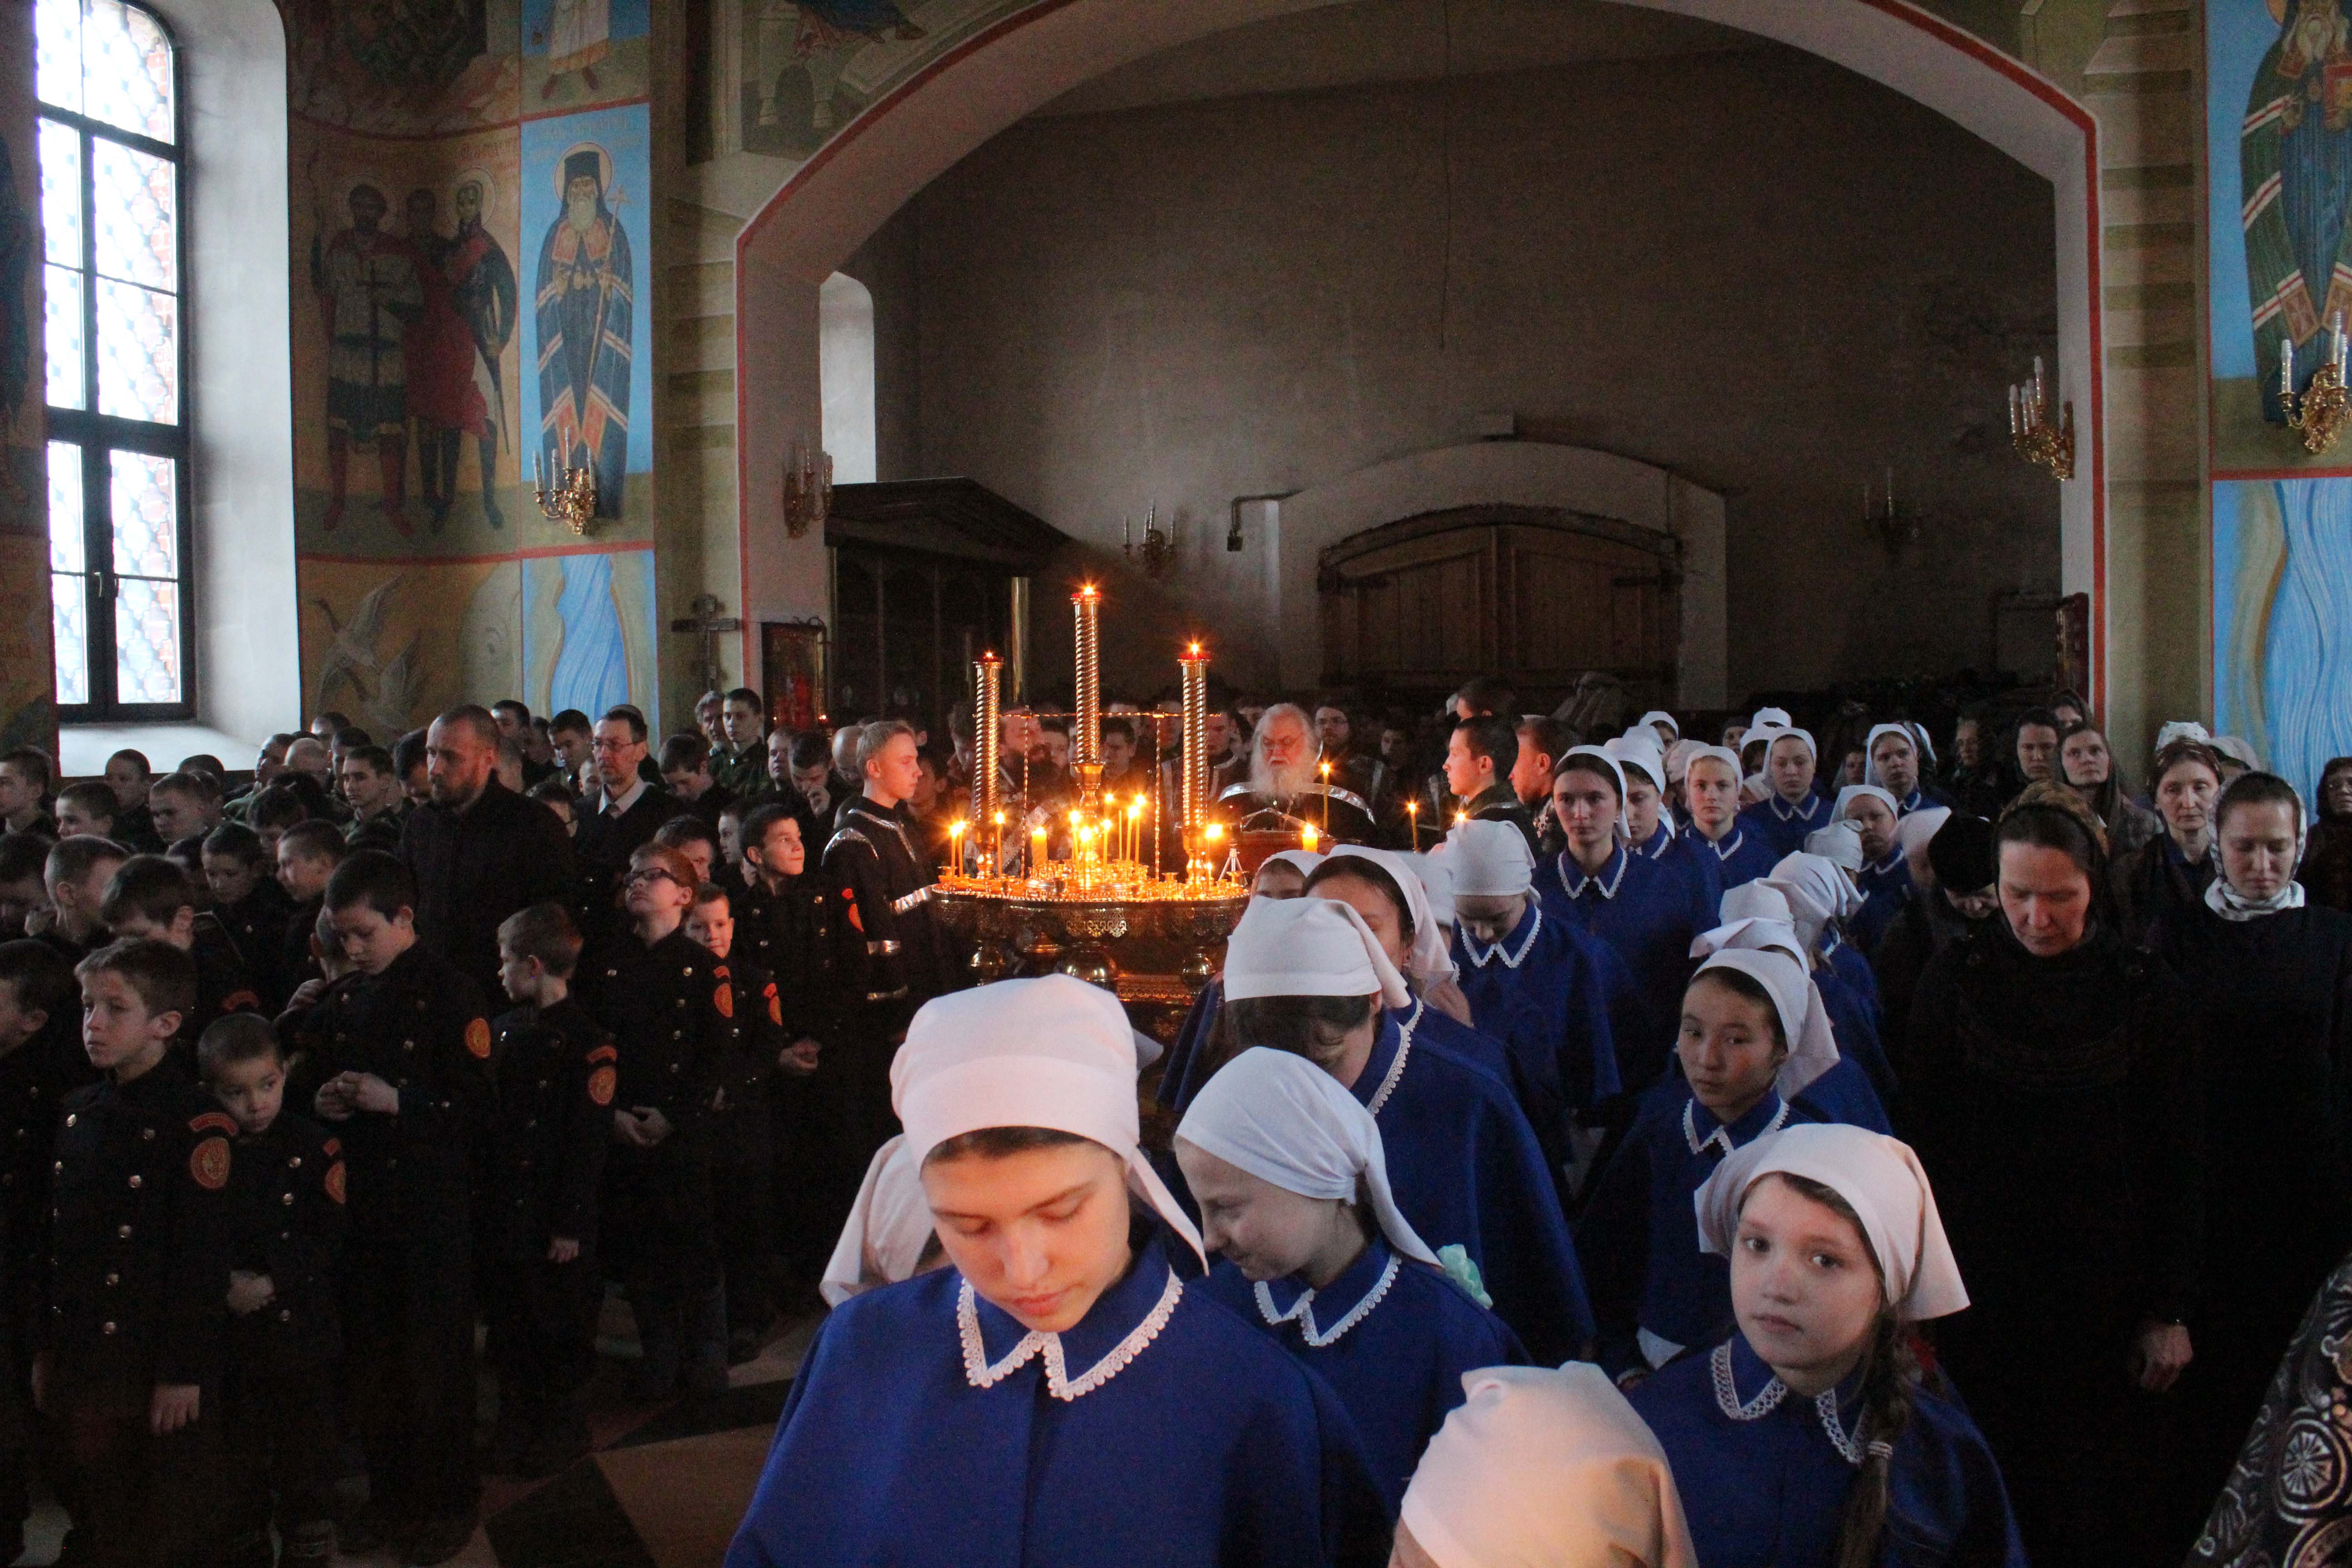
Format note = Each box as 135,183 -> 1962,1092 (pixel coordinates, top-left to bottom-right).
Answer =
38,0 -> 185,717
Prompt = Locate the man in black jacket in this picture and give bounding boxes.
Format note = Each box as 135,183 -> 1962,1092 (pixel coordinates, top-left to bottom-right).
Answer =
400,706 -> 577,1002
573,708 -> 678,936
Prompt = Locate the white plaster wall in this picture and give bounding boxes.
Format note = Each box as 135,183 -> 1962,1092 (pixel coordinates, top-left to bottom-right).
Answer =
1272,441 -> 1725,704
152,0 -> 298,748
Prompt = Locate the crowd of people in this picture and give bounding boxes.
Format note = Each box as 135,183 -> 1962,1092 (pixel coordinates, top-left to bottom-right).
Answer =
0,674 -> 2345,1567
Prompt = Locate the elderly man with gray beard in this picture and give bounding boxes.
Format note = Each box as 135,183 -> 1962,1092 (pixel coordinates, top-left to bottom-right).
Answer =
1215,703 -> 1379,845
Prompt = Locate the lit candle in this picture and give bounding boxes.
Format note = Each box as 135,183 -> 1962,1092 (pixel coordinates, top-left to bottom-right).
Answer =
1300,824 -> 1320,853
946,820 -> 965,878
1319,760 -> 1332,833
993,810 -> 1007,874
534,449 -> 544,493
1406,799 -> 1419,849
1179,642 -> 1210,833
2007,385 -> 2019,438
1030,824 -> 1047,874
2032,356 -> 2045,409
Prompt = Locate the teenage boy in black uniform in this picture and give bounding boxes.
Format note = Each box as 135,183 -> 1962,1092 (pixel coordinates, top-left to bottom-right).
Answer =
287,851 -> 491,1565
683,881 -> 787,1360
271,822 -> 346,1008
200,824 -> 296,1011
198,1014 -> 344,1568
96,856 -> 262,1041
38,939 -> 232,1568
485,902 -> 611,1477
577,842 -> 731,1413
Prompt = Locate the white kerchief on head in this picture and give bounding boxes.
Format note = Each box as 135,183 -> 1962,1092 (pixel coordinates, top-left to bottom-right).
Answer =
1400,1362 -> 1698,1568
1835,784 -> 1900,823
890,975 -> 1205,1266
1605,735 -> 1666,792
1686,744 -> 1742,782
1560,745 -> 1632,838
1640,710 -> 1681,739
2207,786 -> 2309,921
1773,850 -> 1861,919
1719,880 -> 1794,927
1862,724 -> 1918,794
1803,820 -> 1867,873
2155,719 -> 2212,754
2213,735 -> 2262,770
1176,1047 -> 1437,1266
1665,738 -> 1702,786
1895,805 -> 1952,858
820,1135 -> 935,1307
1767,727 -> 1818,763
1261,849 -> 1326,880
1411,851 -> 1457,930
1750,706 -> 1793,731
1329,843 -> 1453,984
1694,946 -> 1839,1098
1441,818 -> 1536,898
1223,895 -> 1411,1009
1695,1122 -> 1970,1321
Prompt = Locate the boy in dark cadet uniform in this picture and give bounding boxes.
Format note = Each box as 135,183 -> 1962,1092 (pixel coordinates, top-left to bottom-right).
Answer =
36,940 -> 233,1568
97,856 -> 261,1043
271,823 -> 345,1010
285,851 -> 492,1565
200,824 -> 295,1012
576,843 -> 731,1414
197,1014 -> 343,1568
38,835 -> 128,967
0,941 -> 93,1563
683,882 -> 786,1360
484,903 -> 611,1478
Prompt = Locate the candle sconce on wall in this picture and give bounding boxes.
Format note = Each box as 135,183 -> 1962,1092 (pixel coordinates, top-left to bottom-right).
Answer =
2007,357 -> 2075,480
2283,316 -> 2352,456
1124,505 -> 1173,578
784,442 -> 833,539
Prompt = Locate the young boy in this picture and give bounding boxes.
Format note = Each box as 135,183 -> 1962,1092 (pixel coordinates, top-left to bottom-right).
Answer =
338,745 -> 405,854
145,771 -> 222,862
201,824 -> 296,1012
98,855 -> 261,1039
286,851 -> 490,1563
273,822 -> 346,1007
244,786 -> 309,865
52,782 -> 121,843
0,751 -> 52,841
0,835 -> 49,942
38,939 -> 233,1567
0,941 -> 93,1562
198,1014 -> 344,1568
485,903 -> 611,1477
683,882 -> 786,1361
39,835 -> 129,965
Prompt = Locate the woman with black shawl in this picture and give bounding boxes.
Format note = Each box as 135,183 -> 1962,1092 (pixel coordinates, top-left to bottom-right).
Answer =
2299,756 -> 2352,911
2151,770 -> 2352,1531
1903,792 -> 2202,1568
2106,736 -> 2224,946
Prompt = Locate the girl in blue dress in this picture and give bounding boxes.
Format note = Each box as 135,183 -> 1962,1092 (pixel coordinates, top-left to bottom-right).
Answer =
1681,745 -> 1781,893
1627,1123 -> 2026,1568
725,975 -> 1388,1567
1837,785 -> 1912,956
1175,1045 -> 1523,1512
1738,727 -> 1832,858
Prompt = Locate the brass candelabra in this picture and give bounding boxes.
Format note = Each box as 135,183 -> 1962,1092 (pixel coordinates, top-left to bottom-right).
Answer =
784,443 -> 833,539
2283,320 -> 2351,456
532,453 -> 598,535
1125,504 -> 1173,578
2008,357 -> 2074,481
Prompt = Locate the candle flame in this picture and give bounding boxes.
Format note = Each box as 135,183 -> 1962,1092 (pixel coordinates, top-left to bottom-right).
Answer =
1301,826 -> 1320,850
950,820 -> 966,836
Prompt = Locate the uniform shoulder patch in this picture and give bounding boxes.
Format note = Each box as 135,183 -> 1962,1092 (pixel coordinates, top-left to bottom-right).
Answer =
221,990 -> 261,1015
586,1044 -> 618,1065
765,981 -> 782,1027
321,1137 -> 342,1158
190,1136 -> 231,1191
465,1018 -> 492,1059
587,1065 -> 617,1107
711,982 -> 735,1019
323,1160 -> 346,1205
844,898 -> 864,933
189,1110 -> 239,1138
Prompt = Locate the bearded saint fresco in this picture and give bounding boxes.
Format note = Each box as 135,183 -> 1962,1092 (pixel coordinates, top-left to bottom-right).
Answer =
533,146 -> 631,520
2246,0 -> 2352,420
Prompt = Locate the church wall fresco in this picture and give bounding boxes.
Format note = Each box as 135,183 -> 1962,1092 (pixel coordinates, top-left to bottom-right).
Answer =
0,0 -> 50,754
2210,1 -> 2352,798
284,0 -> 660,737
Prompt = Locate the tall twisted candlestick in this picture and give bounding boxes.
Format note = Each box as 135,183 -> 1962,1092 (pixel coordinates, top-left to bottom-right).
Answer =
1180,642 -> 1209,831
1073,586 -> 1102,768
972,652 -> 1002,869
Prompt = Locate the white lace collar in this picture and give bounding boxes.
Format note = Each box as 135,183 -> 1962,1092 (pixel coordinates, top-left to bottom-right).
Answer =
1681,1093 -> 1788,1158
1692,825 -> 1745,862
1254,1251 -> 1401,1348
1362,1005 -> 1417,1117
1460,902 -> 1544,970
958,1268 -> 1182,1402
1554,847 -> 1628,901
1769,794 -> 1825,826
1710,1341 -> 1871,1467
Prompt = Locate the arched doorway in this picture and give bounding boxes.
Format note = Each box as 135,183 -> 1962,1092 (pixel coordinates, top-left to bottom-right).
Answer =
1320,505 -> 1680,713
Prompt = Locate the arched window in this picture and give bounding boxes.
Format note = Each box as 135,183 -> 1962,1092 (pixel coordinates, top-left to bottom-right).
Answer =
38,0 -> 187,719
819,270 -> 877,485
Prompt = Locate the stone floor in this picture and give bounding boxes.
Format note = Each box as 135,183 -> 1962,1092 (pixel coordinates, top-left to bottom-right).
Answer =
16,1293 -> 820,1568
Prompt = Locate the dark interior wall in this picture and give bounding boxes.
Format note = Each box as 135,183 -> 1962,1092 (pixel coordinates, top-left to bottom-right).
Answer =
870,42 -> 2059,698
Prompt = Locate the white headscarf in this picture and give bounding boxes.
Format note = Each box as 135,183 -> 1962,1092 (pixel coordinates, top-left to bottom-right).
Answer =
1719,880 -> 1794,927
890,974 -> 1205,1266
819,1135 -> 936,1307
1260,849 -> 1326,882
1664,738 -> 1704,787
1765,727 -> 1818,764
1559,745 -> 1632,838
1605,734 -> 1666,792
1894,804 -> 1952,859
1764,852 -> 1860,950
1861,724 -> 1919,795
1175,1047 -> 1437,1267
1695,1122 -> 1970,1321
1400,1362 -> 1699,1568
1835,784 -> 1900,823
2155,719 -> 2214,755
1411,851 -> 1457,931
1222,895 -> 1411,1009
1439,818 -> 1536,897
1750,706 -> 1793,731
1685,744 -> 1742,783
1639,710 -> 1681,740
1803,819 -> 1867,872
1691,945 -> 1840,1099
2213,735 -> 2262,771
2206,786 -> 2310,921
1328,843 -> 1454,984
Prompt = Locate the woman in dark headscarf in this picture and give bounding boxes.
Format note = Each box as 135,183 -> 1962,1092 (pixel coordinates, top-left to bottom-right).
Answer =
2299,756 -> 2352,911
2151,771 -> 2352,1534
1876,811 -> 1999,1085
2057,721 -> 2160,859
1903,794 -> 2202,1568
2106,737 -> 2224,946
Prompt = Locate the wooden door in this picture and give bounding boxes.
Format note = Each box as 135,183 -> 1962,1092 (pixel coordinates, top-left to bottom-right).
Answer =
1319,505 -> 1679,710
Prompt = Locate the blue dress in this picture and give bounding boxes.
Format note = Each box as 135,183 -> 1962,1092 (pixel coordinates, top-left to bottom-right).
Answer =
1153,977 -> 1224,1113
1737,791 -> 1832,862
1450,900 -> 1622,1117
1682,820 -> 1780,897
1819,928 -> 1883,1019
1812,961 -> 1896,1105
1535,845 -> 1715,1090
725,1241 -> 1391,1567
1638,818 -> 1726,919
1201,1239 -> 1526,1514
1628,1335 -> 2028,1568
1852,850 -> 1915,956
1338,1010 -> 1592,1361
